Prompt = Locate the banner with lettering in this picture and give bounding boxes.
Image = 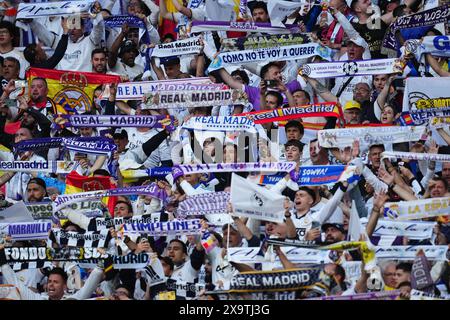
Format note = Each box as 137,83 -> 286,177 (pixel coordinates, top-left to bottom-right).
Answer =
0,221 -> 51,240
381,151 -> 450,163
402,77 -> 450,114
384,197 -> 450,221
360,218 -> 435,240
292,165 -> 358,186
405,35 -> 450,59
298,58 -> 404,79
228,268 -> 322,293
214,43 -> 332,68
242,103 -> 341,124
318,126 -> 427,148
150,36 -> 202,57
396,107 -> 450,126
382,4 -> 450,55
110,78 -> 215,100
191,21 -> 299,34
17,1 -> 95,19
123,219 -> 203,236
220,33 -> 310,52
0,160 -> 77,174
143,89 -> 244,109
60,115 -> 174,128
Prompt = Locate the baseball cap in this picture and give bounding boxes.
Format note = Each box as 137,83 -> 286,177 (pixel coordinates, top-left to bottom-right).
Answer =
321,223 -> 346,233
113,129 -> 128,140
344,100 -> 361,110
345,37 -> 369,49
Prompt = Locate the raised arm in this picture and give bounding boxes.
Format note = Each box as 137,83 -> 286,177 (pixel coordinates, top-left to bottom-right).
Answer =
301,75 -> 338,102
374,74 -> 395,121
365,191 -> 388,237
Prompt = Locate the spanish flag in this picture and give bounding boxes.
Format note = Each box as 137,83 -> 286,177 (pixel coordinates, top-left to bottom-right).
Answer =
65,171 -> 117,217
26,68 -> 120,115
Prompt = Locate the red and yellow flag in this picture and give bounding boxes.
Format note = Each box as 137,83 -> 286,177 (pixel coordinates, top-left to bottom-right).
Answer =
65,171 -> 117,217
26,68 -> 120,115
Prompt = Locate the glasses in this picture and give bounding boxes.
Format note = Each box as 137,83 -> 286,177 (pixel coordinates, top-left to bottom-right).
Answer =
0,30 -> 10,35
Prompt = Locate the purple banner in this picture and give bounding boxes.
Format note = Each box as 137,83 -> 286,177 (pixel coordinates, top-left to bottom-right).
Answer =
382,4 -> 450,52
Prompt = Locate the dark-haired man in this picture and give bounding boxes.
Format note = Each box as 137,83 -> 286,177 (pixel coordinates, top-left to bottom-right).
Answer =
165,238 -> 204,300
26,178 -> 48,203
218,62 -> 301,110
0,251 -> 105,300
0,21 -> 29,78
28,6 -> 106,71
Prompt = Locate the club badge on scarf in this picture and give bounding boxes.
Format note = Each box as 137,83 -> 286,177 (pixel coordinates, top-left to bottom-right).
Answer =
384,197 -> 450,221
58,115 -> 174,128
299,58 -> 404,79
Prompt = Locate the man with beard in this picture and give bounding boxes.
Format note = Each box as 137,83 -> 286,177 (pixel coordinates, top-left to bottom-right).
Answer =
250,1 -> 270,23
110,40 -> 144,81
91,49 -> 108,74
26,178 -> 49,203
24,78 -> 56,120
321,223 -> 346,244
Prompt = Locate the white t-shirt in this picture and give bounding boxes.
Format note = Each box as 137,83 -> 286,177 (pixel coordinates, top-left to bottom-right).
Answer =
0,48 -> 30,79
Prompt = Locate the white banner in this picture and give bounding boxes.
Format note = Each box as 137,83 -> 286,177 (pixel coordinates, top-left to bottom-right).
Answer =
181,116 -> 258,133
230,174 -> 285,223
151,36 -> 202,57
299,58 -> 404,79
112,77 -> 213,100
216,43 -> 332,67
268,0 -> 304,27
178,162 -> 297,174
384,197 -> 450,221
318,126 -> 427,148
360,218 -> 435,240
405,36 -> 450,59
0,221 -> 51,240
227,247 -> 330,264
410,289 -> 448,300
382,151 -> 450,162
143,90 -> 240,109
402,77 -> 450,114
17,1 -> 95,19
0,161 -> 76,174
375,246 -> 448,261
